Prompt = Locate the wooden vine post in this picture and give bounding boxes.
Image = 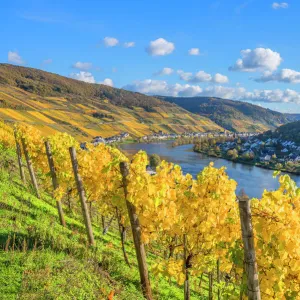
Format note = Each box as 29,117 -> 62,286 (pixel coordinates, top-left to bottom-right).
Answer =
69,146 -> 95,246
238,193 -> 261,300
209,272 -> 213,300
116,207 -> 131,268
21,137 -> 40,199
217,259 -> 221,300
120,162 -> 153,300
13,129 -> 25,183
45,140 -> 66,227
183,234 -> 191,300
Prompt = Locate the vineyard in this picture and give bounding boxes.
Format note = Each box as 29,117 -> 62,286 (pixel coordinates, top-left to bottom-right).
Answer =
0,120 -> 300,299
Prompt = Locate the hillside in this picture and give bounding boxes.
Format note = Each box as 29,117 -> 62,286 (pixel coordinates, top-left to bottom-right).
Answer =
0,146 -> 208,299
0,64 -> 221,139
260,120 -> 300,144
159,96 -> 290,132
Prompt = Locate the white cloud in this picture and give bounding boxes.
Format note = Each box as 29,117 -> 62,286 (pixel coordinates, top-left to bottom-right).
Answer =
177,70 -> 193,81
177,70 -> 229,83
123,79 -> 300,104
124,42 -> 135,48
103,37 -> 119,47
70,71 -> 96,83
154,67 -> 174,76
248,89 -> 300,104
72,61 -> 93,71
255,69 -> 300,83
146,38 -> 175,56
124,79 -> 202,97
99,78 -> 114,87
188,48 -> 200,56
272,2 -> 289,9
8,51 -> 25,65
213,73 -> 229,83
229,48 -> 282,72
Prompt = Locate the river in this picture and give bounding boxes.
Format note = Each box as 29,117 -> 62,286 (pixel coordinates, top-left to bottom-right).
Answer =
120,141 -> 300,198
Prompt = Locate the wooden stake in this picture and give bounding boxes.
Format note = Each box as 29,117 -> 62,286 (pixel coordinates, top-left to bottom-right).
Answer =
101,215 -> 105,232
120,162 -> 153,300
209,272 -> 213,300
69,147 -> 95,246
217,259 -> 221,300
14,129 -> 25,183
21,137 -> 40,199
116,207 -> 131,268
183,234 -> 190,300
45,140 -> 66,227
238,193 -> 261,300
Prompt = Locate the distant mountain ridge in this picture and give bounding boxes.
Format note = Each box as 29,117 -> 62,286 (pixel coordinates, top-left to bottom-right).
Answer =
0,64 -> 222,139
159,96 -> 291,132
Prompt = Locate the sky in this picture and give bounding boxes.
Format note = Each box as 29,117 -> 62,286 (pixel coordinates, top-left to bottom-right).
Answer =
1,0 -> 300,113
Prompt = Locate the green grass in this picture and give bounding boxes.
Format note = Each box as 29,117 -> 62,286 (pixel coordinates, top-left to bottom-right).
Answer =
0,148 -> 212,299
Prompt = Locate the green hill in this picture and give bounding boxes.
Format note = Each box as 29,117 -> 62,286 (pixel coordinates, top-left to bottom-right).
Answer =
260,120 -> 300,144
0,64 -> 221,139
159,96 -> 291,133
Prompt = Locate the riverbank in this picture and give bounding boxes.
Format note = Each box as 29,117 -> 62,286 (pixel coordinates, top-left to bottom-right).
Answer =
193,148 -> 300,175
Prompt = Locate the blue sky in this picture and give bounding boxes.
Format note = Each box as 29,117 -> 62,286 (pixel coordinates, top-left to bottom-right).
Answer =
1,0 -> 300,113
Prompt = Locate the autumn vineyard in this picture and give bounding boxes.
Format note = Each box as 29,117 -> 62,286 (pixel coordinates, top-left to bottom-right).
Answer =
0,120 -> 300,299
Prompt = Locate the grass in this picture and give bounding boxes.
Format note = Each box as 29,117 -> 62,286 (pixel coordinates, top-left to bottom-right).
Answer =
0,147 -> 212,299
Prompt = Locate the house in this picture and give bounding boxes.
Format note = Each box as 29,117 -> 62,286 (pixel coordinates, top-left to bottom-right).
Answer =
261,155 -> 271,162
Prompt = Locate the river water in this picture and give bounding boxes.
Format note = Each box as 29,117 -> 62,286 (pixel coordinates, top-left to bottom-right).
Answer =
120,141 -> 300,198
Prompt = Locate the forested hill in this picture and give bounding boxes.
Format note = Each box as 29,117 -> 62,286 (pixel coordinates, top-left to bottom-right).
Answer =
261,120 -> 300,144
0,64 -> 221,139
159,96 -> 291,133
0,63 -> 168,110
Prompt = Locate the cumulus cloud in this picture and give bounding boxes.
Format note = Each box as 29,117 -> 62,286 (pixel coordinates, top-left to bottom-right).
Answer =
123,79 -> 300,104
124,79 -> 202,97
124,41 -> 135,48
272,2 -> 289,9
103,37 -> 119,47
188,48 -> 200,56
70,71 -> 96,83
229,48 -> 282,72
99,78 -> 114,87
8,51 -> 25,65
146,38 -> 175,56
154,67 -> 174,76
255,69 -> 300,83
177,70 -> 229,83
72,61 -> 93,71
213,73 -> 229,83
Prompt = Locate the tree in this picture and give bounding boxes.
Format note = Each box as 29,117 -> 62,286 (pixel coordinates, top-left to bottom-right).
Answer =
227,149 -> 238,160
149,154 -> 161,169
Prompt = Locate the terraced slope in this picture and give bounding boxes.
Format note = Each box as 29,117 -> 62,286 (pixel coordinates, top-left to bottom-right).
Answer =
0,64 -> 222,140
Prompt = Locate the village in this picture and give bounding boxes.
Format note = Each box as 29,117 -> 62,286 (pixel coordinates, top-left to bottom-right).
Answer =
218,136 -> 300,164
140,130 -> 257,141
80,130 -> 259,148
